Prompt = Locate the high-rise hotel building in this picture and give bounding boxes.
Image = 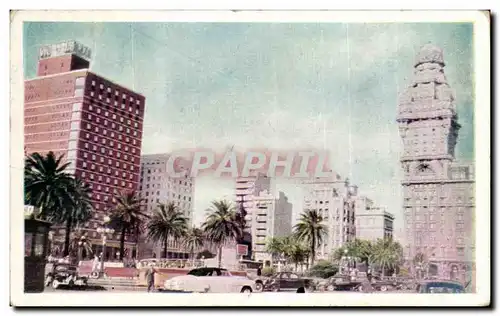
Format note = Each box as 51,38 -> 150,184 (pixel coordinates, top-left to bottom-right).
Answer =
24,41 -> 146,259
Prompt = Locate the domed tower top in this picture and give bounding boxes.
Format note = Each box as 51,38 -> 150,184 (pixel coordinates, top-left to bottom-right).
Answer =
414,43 -> 445,67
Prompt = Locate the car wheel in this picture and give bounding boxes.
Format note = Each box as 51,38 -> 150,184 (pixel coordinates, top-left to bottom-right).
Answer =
380,285 -> 388,292
358,285 -> 364,292
327,285 -> 334,292
255,282 -> 263,292
241,286 -> 252,293
52,280 -> 60,289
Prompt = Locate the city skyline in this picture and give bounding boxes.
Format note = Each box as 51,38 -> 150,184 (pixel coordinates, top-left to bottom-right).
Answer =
23,22 -> 475,242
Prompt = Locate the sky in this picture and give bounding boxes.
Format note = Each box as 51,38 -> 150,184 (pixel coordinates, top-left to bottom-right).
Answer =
23,22 -> 474,242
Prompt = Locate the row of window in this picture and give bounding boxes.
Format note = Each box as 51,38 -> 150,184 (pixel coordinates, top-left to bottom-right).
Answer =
142,191 -> 192,202
81,149 -> 138,166
80,171 -> 135,189
83,131 -> 139,147
87,104 -> 141,126
84,120 -> 140,138
91,80 -> 142,107
83,140 -> 138,155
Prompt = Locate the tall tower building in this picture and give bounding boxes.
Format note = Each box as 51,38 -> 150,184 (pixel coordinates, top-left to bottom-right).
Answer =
24,41 -> 146,259
397,44 -> 475,281
138,154 -> 194,258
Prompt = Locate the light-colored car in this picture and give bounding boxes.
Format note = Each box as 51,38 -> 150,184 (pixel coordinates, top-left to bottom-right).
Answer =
163,267 -> 255,293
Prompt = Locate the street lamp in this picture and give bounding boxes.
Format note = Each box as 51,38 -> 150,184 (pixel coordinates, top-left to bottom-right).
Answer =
96,215 -> 115,277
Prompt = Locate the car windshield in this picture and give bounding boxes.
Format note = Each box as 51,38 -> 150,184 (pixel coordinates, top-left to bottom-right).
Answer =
424,282 -> 464,293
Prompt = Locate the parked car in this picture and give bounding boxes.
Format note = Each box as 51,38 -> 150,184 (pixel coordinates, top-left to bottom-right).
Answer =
416,279 -> 466,293
45,263 -> 88,289
163,267 -> 255,293
262,272 -> 314,293
323,274 -> 362,292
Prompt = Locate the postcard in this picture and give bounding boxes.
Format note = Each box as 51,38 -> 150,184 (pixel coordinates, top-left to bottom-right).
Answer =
10,10 -> 490,307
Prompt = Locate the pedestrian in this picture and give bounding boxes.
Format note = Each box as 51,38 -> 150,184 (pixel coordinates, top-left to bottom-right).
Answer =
145,264 -> 157,293
92,255 -> 100,274
257,265 -> 262,277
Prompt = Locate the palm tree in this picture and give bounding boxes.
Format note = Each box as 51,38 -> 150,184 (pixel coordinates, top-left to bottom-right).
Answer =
183,226 -> 205,263
202,200 -> 243,268
369,238 -> 403,277
68,232 -> 94,263
109,191 -> 148,260
293,209 -> 326,266
24,152 -> 75,220
58,178 -> 93,256
265,236 -> 285,271
146,202 -> 188,259
288,240 -> 309,272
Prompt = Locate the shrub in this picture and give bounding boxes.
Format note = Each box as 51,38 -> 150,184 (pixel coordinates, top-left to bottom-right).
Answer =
308,260 -> 339,279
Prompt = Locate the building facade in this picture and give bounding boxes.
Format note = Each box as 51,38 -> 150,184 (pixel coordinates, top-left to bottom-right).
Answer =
24,41 -> 146,259
397,44 -> 475,281
234,173 -> 271,259
250,190 -> 293,263
355,201 -> 395,242
138,154 -> 195,258
302,175 -> 356,260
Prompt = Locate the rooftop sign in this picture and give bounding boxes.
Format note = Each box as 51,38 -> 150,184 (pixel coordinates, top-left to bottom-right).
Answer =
39,40 -> 92,61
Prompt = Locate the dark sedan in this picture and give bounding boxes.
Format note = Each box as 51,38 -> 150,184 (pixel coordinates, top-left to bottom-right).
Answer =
262,272 -> 314,293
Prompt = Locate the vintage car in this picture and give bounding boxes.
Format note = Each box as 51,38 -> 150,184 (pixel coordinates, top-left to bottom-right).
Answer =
45,263 -> 88,289
416,279 -> 466,293
163,267 -> 255,293
323,274 -> 362,292
262,272 -> 314,293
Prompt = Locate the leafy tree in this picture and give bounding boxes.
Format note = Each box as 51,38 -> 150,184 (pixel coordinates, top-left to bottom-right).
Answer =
369,238 -> 403,277
309,260 -> 339,279
183,226 -> 205,262
331,238 -> 374,269
110,191 -> 148,260
202,200 -> 243,268
146,202 -> 188,259
413,252 -> 428,279
293,209 -> 327,266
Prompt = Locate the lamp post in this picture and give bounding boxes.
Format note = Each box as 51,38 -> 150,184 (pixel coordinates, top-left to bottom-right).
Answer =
343,249 -> 349,273
96,216 -> 114,277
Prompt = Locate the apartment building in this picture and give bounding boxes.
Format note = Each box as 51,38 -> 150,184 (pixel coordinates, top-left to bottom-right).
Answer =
138,154 -> 194,258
